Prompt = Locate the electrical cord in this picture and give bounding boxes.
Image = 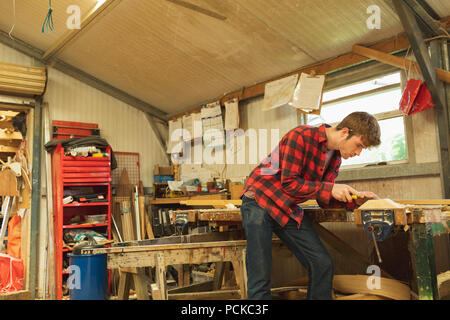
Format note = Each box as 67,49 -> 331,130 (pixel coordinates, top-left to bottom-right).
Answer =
42,0 -> 54,34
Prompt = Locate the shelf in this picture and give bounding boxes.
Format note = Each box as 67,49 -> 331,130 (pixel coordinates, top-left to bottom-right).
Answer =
63,156 -> 111,161
62,182 -> 111,187
64,202 -> 109,207
53,142 -> 112,300
63,222 -> 108,229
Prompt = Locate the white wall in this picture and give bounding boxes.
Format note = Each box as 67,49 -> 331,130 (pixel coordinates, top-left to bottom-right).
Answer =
44,67 -> 169,187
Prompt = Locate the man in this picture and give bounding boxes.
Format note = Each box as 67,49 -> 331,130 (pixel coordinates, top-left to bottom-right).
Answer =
240,111 -> 381,300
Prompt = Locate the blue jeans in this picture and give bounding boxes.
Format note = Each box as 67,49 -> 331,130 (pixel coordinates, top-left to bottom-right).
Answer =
240,196 -> 334,300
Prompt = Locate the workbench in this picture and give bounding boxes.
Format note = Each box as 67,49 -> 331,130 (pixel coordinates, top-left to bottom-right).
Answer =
85,199 -> 449,300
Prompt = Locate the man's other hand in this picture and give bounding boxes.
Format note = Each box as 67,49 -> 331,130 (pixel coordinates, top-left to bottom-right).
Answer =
331,184 -> 358,202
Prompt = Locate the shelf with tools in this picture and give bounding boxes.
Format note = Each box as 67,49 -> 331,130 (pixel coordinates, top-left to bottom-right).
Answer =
52,142 -> 112,300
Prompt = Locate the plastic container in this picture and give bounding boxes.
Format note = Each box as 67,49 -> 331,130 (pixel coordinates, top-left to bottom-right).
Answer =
85,214 -> 107,224
68,253 -> 108,300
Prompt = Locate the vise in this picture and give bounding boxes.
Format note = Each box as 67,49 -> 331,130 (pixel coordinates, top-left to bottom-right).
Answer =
360,209 -> 395,242
354,199 -> 408,263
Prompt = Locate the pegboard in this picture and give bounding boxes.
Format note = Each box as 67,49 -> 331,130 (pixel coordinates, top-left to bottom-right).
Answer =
111,152 -> 141,186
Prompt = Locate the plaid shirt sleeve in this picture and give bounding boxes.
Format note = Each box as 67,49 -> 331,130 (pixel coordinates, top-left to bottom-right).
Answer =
316,154 -> 357,211
279,128 -> 334,203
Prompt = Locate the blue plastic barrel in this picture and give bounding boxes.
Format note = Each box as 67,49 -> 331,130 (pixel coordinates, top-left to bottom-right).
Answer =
68,253 -> 108,300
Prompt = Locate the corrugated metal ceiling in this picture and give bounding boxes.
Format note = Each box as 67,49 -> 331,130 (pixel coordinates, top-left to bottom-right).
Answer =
0,0 -> 449,115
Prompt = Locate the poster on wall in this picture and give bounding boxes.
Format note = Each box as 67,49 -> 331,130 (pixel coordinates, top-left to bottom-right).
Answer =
262,74 -> 299,111
224,98 -> 240,130
201,101 -> 225,148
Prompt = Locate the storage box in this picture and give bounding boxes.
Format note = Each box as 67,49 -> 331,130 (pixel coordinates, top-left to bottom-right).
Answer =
154,165 -> 174,176
229,182 -> 244,200
154,175 -> 174,183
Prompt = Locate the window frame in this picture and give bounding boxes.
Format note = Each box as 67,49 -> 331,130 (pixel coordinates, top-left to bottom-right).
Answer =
309,71 -> 410,169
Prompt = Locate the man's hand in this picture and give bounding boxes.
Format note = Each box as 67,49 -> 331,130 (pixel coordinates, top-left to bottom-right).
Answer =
353,191 -> 379,206
331,184 -> 358,202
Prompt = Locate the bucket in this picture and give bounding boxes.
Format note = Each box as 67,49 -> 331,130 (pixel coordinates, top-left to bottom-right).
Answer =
68,253 -> 108,300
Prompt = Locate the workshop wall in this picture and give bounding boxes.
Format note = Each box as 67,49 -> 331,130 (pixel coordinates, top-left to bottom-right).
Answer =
44,68 -> 169,187
0,43 -> 169,188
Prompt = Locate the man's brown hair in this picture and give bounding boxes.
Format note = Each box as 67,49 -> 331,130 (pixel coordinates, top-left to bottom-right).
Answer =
336,112 -> 381,147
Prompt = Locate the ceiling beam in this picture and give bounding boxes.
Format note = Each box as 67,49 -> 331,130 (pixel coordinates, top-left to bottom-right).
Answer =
392,0 -> 449,198
404,0 -> 444,37
42,0 -> 122,61
0,29 -> 168,121
392,0 -> 444,107
352,44 -> 450,83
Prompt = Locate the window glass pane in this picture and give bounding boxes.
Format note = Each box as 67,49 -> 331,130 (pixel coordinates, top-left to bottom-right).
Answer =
323,72 -> 401,102
320,87 -> 402,124
341,117 -> 407,166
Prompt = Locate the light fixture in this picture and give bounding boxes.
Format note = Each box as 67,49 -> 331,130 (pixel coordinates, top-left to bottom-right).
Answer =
94,0 -> 107,10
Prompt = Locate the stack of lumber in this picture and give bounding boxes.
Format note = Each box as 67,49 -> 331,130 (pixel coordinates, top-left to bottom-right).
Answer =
286,275 -> 411,300
0,111 -> 24,161
0,62 -> 46,96
111,168 -> 154,243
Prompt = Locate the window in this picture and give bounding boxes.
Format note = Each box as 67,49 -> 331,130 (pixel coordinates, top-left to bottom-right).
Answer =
307,72 -> 407,167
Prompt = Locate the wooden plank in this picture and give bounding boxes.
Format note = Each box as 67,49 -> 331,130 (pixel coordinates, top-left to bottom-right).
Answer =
0,290 -> 31,300
110,230 -> 244,248
105,245 -> 245,269
144,204 -> 155,239
335,293 -> 387,300
180,199 -> 243,206
333,275 -> 411,300
0,146 -> 17,153
168,289 -> 241,300
353,44 -> 450,83
154,253 -> 167,300
198,210 -> 242,222
0,130 -> 22,140
168,279 -> 213,294
175,198 -> 450,207
0,169 -> 18,196
119,200 -> 137,274
138,196 -> 147,239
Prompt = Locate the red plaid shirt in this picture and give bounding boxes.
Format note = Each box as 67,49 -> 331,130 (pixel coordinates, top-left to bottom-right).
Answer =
241,124 -> 356,228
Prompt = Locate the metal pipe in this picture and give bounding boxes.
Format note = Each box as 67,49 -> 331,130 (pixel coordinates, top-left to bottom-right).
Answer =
30,97 -> 43,299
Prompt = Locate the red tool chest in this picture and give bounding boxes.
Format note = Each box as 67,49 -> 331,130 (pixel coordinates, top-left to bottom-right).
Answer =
51,143 -> 112,300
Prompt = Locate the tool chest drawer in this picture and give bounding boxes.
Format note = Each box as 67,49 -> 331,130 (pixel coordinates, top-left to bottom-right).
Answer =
62,157 -> 111,183
53,144 -> 112,184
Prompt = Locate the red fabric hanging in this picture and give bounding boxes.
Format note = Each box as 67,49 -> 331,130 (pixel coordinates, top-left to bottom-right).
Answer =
6,215 -> 22,259
399,79 -> 434,115
0,253 -> 24,293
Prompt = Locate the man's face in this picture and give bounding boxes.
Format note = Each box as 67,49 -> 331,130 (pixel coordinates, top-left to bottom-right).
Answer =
339,133 -> 367,159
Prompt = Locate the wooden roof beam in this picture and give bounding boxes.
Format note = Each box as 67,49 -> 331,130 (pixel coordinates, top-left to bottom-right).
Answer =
42,0 -> 122,61
168,15 -> 450,121
352,44 -> 450,83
